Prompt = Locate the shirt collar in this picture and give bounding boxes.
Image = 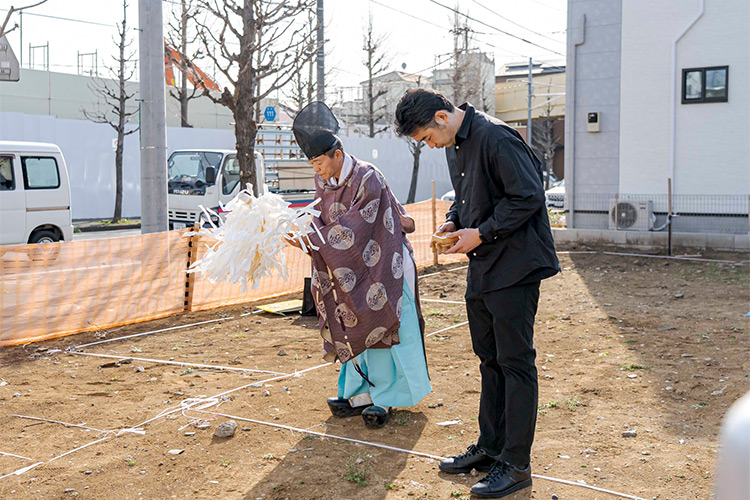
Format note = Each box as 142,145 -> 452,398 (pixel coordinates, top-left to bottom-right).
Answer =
455,102 -> 475,146
329,152 -> 353,186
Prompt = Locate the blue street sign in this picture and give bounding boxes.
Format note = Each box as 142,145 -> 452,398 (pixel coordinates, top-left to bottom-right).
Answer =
264,106 -> 277,122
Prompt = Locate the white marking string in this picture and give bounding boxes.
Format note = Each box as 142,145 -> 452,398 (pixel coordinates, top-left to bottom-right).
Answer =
0,451 -> 32,461
12,415 -> 111,435
0,462 -> 44,480
419,265 -> 468,279
73,317 -> 233,349
66,351 -> 288,376
421,298 -> 466,305
426,321 -> 469,338
602,251 -> 737,264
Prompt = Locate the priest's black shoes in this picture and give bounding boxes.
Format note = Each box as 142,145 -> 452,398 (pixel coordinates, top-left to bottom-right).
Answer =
327,397 -> 371,418
470,461 -> 532,498
362,405 -> 391,428
439,444 -> 496,473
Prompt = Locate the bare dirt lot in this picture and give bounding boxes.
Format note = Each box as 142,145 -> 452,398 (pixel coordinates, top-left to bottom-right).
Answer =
1,250 -> 747,500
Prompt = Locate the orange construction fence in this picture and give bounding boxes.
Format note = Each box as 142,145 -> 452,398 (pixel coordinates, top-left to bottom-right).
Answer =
0,200 -> 465,346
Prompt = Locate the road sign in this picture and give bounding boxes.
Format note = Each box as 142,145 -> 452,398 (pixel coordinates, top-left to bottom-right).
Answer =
264,106 -> 277,122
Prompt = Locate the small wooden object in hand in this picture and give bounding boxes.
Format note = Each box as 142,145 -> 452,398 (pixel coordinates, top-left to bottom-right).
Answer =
431,234 -> 459,255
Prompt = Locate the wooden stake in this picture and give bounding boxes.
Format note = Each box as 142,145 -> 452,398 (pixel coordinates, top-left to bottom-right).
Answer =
184,223 -> 200,312
432,180 -> 438,266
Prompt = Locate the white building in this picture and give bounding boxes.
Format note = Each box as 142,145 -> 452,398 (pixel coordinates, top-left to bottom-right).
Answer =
565,0 -> 749,234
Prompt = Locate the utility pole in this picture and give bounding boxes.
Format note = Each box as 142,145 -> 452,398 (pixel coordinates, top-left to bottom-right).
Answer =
316,0 -> 324,102
526,57 -> 533,145
138,0 -> 168,233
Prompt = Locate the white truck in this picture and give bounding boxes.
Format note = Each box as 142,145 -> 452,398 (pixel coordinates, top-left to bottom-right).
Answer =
168,128 -> 316,229
0,141 -> 74,245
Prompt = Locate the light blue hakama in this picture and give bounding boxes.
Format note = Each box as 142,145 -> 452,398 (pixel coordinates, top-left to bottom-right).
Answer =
337,271 -> 431,408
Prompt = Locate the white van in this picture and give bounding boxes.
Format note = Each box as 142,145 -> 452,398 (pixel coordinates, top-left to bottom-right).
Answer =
0,141 -> 73,245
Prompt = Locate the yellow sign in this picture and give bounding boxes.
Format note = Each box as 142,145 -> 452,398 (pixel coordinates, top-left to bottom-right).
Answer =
255,299 -> 303,315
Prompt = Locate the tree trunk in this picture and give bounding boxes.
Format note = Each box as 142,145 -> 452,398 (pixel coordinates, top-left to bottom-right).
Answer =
179,0 -> 190,127
113,136 -> 123,223
406,142 -> 422,204
235,95 -> 258,196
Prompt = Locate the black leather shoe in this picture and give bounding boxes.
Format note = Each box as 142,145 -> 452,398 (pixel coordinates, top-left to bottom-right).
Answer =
362,405 -> 391,428
439,444 -> 496,473
327,397 -> 371,418
470,461 -> 532,498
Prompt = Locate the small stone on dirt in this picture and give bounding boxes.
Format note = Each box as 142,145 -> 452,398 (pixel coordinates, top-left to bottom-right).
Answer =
674,293 -> 684,299
168,449 -> 184,455
262,390 -> 271,397
622,429 -> 637,438
278,349 -> 287,356
214,420 -> 238,438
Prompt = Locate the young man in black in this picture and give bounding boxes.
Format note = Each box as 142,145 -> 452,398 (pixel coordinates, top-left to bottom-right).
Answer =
395,88 -> 559,498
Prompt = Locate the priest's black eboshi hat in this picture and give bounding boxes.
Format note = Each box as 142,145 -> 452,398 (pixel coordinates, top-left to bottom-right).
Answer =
292,101 -> 341,159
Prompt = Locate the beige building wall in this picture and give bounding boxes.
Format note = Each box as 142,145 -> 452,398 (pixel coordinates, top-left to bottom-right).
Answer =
494,72 -> 565,124
0,68 -> 235,129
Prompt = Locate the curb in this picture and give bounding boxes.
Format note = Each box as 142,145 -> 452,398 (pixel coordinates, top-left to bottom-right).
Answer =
76,224 -> 141,233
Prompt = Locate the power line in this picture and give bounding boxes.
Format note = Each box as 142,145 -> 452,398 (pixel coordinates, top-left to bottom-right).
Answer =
470,0 -> 565,45
424,0 -> 565,57
368,0 -> 446,31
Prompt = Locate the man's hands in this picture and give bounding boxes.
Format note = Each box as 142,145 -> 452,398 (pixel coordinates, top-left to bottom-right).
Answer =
443,228 -> 482,254
432,220 -> 483,254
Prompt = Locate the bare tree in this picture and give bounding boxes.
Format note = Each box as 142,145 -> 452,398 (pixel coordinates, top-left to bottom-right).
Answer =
194,0 -> 318,196
362,14 -> 390,138
0,1 -> 48,38
531,101 -> 561,189
82,0 -> 138,223
165,0 -> 213,128
405,138 -> 425,204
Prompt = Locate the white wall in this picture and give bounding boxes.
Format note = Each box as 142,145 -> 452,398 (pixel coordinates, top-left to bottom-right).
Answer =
619,0 -> 750,196
0,112 -> 452,219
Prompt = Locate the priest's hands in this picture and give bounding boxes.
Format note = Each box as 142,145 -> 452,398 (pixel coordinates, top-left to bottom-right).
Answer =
283,233 -> 312,253
443,228 -> 482,254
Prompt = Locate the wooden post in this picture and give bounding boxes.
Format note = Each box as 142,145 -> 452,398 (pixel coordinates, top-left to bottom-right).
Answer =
184,223 -> 200,312
667,178 -> 673,256
432,180 -> 438,266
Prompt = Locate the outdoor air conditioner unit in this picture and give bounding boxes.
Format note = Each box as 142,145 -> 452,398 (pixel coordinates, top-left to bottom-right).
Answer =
608,199 -> 654,231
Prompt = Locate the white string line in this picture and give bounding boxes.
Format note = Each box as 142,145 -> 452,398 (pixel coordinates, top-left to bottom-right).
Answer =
189,409 -> 448,461
12,415 -> 111,435
66,351 -> 289,376
531,473 -> 647,500
114,362 -> 334,436
426,321 -> 470,338
0,451 -> 32,461
556,250 -> 598,254
602,251 -> 738,264
73,317 -> 233,349
421,298 -> 466,305
0,436 -> 113,481
419,265 -> 468,279
0,462 -> 44,480
188,409 -> 646,500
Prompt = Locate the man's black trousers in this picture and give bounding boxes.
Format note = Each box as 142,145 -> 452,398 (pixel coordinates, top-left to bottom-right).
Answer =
465,280 -> 540,467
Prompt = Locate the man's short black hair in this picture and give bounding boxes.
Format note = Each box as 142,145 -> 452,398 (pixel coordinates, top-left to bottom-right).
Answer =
394,88 -> 455,137
323,137 -> 344,158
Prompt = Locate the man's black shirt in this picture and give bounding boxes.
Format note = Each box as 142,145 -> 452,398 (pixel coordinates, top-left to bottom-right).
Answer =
445,103 -> 560,296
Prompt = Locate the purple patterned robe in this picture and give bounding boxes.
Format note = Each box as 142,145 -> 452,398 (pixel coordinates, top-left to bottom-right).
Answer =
308,156 -> 418,363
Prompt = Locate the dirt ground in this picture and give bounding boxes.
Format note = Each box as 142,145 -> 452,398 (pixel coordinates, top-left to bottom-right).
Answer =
0,249 -> 748,500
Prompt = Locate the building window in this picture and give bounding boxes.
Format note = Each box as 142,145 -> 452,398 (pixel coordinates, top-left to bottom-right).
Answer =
682,66 -> 728,104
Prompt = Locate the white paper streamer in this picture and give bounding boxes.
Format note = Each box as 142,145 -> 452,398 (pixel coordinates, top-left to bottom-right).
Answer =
188,184 -> 322,291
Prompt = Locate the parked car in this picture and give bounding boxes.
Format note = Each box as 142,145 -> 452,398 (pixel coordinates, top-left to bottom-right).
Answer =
545,179 -> 565,209
440,189 -> 455,202
0,141 -> 73,245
